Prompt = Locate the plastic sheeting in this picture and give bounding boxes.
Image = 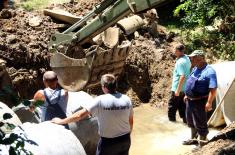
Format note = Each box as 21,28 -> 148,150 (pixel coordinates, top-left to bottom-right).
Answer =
0,122 -> 87,155
209,61 -> 235,127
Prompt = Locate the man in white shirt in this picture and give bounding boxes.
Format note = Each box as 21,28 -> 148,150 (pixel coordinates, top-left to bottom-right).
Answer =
52,74 -> 134,155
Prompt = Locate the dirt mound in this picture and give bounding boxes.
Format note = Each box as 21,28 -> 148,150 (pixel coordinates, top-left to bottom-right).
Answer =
0,0 -> 103,100
0,9 -> 53,99
0,0 -> 177,107
124,34 -> 175,106
191,122 -> 235,155
48,0 -> 103,16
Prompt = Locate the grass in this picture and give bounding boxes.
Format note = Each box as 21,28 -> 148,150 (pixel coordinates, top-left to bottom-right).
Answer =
18,0 -> 71,11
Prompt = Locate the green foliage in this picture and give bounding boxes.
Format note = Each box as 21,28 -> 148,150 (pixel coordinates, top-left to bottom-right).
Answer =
179,28 -> 235,60
0,112 -> 37,155
174,0 -> 234,27
19,0 -> 71,11
3,113 -> 13,120
0,86 -> 42,154
0,85 -> 21,106
0,129 -> 37,155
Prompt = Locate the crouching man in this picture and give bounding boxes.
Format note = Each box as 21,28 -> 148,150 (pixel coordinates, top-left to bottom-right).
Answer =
52,74 -> 134,155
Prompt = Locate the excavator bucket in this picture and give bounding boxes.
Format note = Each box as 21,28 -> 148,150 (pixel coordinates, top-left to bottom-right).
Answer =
50,41 -> 131,91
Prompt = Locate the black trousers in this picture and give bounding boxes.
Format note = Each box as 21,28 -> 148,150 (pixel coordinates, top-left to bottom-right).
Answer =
186,98 -> 209,136
168,91 -> 186,121
96,133 -> 131,155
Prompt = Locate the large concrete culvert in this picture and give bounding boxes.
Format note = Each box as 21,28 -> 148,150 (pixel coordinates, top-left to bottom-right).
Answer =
13,91 -> 99,155
208,61 -> 235,127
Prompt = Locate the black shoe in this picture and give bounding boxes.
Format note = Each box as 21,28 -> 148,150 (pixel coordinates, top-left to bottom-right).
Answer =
169,118 -> 176,122
182,117 -> 187,124
182,139 -> 198,145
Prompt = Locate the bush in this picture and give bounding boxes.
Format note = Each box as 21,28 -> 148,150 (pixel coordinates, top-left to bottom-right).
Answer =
180,28 -> 235,60
174,0 -> 235,27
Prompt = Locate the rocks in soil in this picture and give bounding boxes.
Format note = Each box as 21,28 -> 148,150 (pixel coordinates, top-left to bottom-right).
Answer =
0,0 -> 177,106
28,16 -> 42,27
0,9 -> 13,19
191,122 -> 235,155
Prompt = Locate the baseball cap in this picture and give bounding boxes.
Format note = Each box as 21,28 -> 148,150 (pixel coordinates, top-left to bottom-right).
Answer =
188,50 -> 205,57
43,71 -> 57,81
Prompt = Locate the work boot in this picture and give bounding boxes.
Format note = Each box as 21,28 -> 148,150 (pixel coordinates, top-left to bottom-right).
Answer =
169,117 -> 176,122
191,135 -> 208,152
198,135 -> 208,147
182,128 -> 198,145
182,117 -> 187,124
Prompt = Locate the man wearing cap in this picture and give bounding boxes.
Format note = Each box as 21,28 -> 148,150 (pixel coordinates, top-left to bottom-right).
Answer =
52,74 -> 133,155
183,50 -> 217,146
32,71 -> 68,127
168,44 -> 191,123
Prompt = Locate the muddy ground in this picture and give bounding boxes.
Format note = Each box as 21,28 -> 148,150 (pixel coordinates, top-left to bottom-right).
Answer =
190,122 -> 235,155
0,0 -> 235,154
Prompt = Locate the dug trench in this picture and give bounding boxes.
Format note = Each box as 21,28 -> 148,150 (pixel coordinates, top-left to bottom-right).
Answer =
1,0 -> 235,155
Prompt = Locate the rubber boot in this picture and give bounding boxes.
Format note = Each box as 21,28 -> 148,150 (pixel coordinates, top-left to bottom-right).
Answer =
182,128 -> 198,145
199,135 -> 208,147
191,128 -> 198,139
191,135 -> 208,152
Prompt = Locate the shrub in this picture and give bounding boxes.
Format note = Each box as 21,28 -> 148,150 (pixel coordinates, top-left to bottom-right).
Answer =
174,0 -> 234,27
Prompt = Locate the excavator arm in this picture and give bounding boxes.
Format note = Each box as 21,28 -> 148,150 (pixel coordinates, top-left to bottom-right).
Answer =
49,0 -> 168,91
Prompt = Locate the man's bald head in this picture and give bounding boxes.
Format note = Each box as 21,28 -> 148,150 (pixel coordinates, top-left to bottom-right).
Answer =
43,71 -> 58,82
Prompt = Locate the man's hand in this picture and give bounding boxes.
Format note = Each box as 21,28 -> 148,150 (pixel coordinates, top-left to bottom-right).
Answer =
51,117 -> 63,125
205,102 -> 213,112
183,96 -> 188,103
174,91 -> 180,97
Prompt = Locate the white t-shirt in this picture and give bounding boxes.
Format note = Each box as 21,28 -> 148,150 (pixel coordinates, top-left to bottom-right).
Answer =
84,92 -> 133,138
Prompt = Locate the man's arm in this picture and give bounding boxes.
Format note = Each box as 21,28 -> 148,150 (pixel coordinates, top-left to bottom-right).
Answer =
205,88 -> 217,112
52,108 -> 90,125
33,90 -> 45,101
175,75 -> 185,96
29,90 -> 45,111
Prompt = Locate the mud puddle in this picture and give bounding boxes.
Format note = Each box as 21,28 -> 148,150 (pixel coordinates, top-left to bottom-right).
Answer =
130,104 -> 220,155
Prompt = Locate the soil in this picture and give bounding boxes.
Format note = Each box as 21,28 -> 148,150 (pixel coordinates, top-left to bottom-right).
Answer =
0,0 -> 177,106
191,122 -> 235,155
1,0 -> 234,154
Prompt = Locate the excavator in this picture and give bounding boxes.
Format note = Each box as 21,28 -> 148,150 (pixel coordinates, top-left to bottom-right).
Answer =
49,0 -> 169,91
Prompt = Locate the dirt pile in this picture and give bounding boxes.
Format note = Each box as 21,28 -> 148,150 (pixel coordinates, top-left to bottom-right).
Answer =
0,8 -> 60,99
124,34 -> 175,106
0,0 -> 177,107
192,122 -> 235,155
0,0 -> 105,99
48,0 -> 103,16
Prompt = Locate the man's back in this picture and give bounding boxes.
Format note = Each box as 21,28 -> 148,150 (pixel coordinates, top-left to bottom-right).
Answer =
85,92 -> 133,138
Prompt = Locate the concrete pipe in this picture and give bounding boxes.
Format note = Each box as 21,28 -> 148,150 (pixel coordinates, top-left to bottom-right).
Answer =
0,122 -> 87,155
117,15 -> 144,35
13,91 -> 99,155
0,102 -> 22,134
209,61 -> 235,127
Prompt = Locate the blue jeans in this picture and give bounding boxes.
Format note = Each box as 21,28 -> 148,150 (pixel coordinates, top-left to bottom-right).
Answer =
96,133 -> 131,155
